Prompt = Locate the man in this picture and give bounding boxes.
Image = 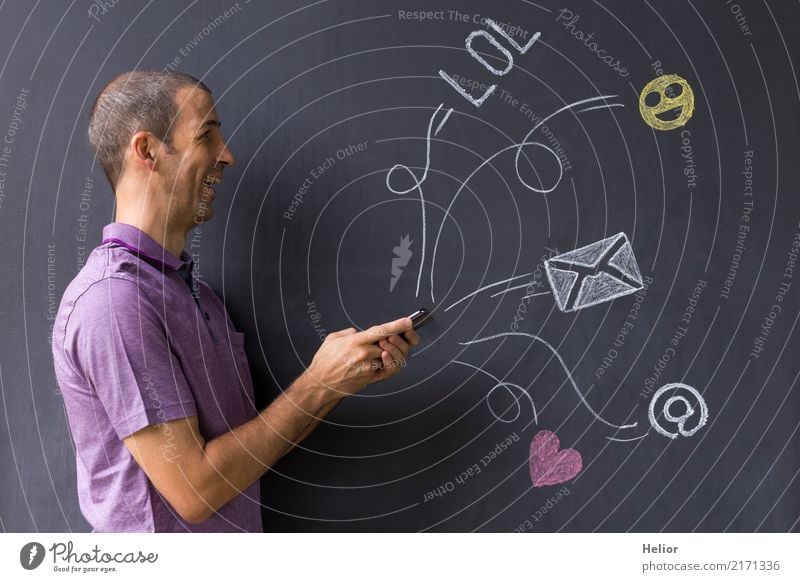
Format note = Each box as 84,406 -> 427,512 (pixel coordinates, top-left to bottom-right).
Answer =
51,70 -> 420,532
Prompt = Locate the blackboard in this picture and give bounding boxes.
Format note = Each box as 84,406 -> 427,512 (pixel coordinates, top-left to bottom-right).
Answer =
1,0 -> 799,532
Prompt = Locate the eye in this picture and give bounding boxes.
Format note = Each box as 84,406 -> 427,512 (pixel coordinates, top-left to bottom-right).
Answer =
201,131 -> 211,140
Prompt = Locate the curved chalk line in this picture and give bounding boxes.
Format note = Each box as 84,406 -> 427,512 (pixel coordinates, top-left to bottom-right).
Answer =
386,103 -> 453,298
648,383 -> 708,440
490,287 -> 549,299
444,272 -> 537,312
458,332 -> 638,430
429,94 -> 623,302
453,360 -> 538,425
606,432 -> 649,442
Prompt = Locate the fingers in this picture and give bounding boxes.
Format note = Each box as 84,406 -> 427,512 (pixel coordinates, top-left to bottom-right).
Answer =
401,327 -> 421,347
330,317 -> 423,388
384,333 -> 410,355
380,350 -> 395,372
378,337 -> 406,367
355,317 -> 413,344
374,350 -> 401,383
326,326 -> 357,339
361,343 -> 383,360
345,344 -> 382,365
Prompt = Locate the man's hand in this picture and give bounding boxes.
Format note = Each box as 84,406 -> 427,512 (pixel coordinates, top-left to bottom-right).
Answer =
306,316 -> 420,399
122,316 -> 422,525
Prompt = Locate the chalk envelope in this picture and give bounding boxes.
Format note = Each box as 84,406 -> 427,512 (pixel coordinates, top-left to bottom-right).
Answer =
545,232 -> 643,313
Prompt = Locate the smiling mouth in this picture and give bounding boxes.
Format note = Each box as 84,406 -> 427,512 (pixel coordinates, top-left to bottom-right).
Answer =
201,175 -> 221,197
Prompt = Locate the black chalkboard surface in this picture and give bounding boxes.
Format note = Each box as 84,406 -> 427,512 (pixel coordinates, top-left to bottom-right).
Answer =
1,0 -> 799,532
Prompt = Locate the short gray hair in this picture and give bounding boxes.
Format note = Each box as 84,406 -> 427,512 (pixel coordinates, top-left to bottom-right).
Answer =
88,70 -> 211,191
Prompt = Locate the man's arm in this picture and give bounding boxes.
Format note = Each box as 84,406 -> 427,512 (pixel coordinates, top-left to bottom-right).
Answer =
123,318 -> 419,524
124,369 -> 334,524
268,327 -> 416,455
287,397 -> 340,448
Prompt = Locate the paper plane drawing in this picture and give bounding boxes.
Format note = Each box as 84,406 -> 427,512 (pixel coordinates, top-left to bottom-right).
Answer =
545,232 -> 643,313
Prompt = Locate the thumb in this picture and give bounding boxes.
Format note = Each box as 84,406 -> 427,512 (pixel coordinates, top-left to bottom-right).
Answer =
355,317 -> 413,344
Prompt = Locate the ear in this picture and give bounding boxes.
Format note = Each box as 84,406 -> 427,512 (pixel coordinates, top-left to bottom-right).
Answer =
129,131 -> 158,171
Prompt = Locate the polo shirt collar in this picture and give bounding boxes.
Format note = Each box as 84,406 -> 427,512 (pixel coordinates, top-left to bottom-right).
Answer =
101,222 -> 193,271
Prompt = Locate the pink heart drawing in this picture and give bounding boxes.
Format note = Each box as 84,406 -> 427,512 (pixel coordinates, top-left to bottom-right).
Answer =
529,430 -> 583,487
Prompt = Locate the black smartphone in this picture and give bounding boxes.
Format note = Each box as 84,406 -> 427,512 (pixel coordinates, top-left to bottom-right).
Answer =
408,307 -> 432,330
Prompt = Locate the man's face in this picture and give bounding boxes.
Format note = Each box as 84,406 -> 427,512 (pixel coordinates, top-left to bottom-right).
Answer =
157,84 -> 235,229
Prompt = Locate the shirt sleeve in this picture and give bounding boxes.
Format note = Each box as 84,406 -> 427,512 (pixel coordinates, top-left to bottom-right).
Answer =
69,276 -> 198,440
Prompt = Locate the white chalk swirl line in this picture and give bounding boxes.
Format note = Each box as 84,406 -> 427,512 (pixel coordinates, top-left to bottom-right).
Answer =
444,272 -> 538,312
458,332 -> 638,430
429,94 -> 623,302
386,103 -> 453,298
453,359 -> 538,424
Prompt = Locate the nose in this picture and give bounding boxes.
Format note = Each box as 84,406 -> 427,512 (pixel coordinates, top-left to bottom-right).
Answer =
216,140 -> 235,168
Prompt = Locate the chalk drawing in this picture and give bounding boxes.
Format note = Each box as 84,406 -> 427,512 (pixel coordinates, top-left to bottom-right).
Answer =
638,74 -> 695,131
529,430 -> 583,487
466,30 -> 514,76
545,232 -> 643,313
439,70 -> 497,108
485,19 -> 541,55
440,19 -> 541,108
386,103 -> 453,297
576,103 -> 625,114
648,383 -> 709,439
444,272 -> 538,312
389,234 -> 413,292
459,332 -> 638,430
490,286 -> 549,299
606,432 -> 649,442
454,359 -> 537,424
434,107 -> 452,136
429,94 -> 624,302
514,95 -> 624,194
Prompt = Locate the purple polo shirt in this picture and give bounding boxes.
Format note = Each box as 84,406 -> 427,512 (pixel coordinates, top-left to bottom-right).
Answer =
51,222 -> 262,532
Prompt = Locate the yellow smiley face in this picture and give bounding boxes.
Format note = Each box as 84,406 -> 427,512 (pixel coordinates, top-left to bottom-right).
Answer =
639,74 -> 695,131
